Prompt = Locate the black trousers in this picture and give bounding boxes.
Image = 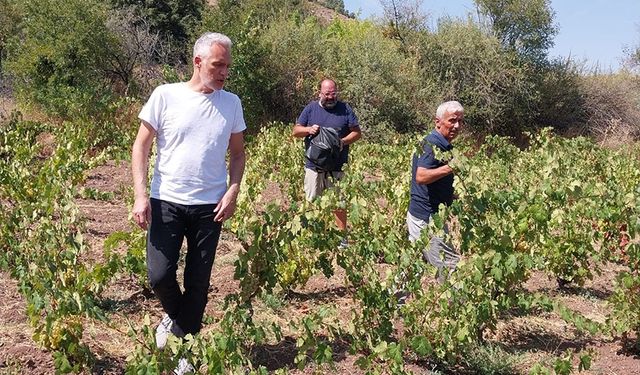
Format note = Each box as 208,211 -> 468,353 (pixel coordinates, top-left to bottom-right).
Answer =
147,198 -> 222,335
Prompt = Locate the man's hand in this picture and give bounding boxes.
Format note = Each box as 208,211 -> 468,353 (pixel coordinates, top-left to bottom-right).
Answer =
308,124 -> 320,136
132,197 -> 151,230
447,157 -> 461,172
214,188 -> 239,222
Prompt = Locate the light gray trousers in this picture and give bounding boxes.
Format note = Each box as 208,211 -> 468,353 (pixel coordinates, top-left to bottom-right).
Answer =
406,211 -> 460,282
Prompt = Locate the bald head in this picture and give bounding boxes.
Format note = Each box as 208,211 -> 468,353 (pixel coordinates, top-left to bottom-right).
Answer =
318,79 -> 338,109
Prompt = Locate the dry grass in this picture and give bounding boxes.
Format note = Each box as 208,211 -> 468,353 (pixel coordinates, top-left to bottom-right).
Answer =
580,72 -> 640,145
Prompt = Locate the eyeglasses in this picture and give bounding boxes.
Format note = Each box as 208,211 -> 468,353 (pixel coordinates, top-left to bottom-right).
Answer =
320,91 -> 339,96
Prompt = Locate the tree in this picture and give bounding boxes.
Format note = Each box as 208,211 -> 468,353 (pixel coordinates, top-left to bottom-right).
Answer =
418,18 -> 533,135
623,39 -> 640,72
199,0 -> 293,129
380,0 -> 429,50
319,0 -> 352,18
103,7 -> 166,96
474,0 -> 557,65
109,0 -> 205,62
0,0 -> 21,68
630,47 -> 640,68
5,0 -> 123,117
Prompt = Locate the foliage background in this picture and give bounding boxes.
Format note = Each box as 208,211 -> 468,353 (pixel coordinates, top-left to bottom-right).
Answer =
0,0 -> 639,373
1,0 -> 638,141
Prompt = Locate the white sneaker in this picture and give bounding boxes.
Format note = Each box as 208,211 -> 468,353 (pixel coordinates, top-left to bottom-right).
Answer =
338,237 -> 349,249
173,357 -> 195,375
394,290 -> 410,308
155,314 -> 173,349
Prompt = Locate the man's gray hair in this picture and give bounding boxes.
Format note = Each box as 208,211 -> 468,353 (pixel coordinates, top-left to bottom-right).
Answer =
436,101 -> 464,119
193,32 -> 232,59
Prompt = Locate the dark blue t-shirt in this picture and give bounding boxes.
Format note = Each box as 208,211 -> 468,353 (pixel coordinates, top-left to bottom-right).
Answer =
296,100 -> 359,171
408,130 -> 454,221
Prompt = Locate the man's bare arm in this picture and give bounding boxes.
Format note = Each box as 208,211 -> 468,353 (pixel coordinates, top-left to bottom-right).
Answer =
415,165 -> 454,185
131,121 -> 156,229
214,131 -> 246,222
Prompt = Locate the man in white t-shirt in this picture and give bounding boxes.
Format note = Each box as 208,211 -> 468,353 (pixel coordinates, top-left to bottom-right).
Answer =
131,32 -> 246,358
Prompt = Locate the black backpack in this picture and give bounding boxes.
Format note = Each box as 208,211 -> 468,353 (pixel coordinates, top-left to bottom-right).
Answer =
305,127 -> 342,172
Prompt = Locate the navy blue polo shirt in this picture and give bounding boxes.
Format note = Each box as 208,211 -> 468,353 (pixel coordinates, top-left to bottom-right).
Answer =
408,130 -> 454,221
296,100 -> 359,171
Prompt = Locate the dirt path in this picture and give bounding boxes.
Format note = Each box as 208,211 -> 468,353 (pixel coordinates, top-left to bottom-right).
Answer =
0,271 -> 54,374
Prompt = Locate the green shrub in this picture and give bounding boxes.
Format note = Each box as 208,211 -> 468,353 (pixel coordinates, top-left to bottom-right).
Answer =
260,17 -> 436,141
4,0 -> 621,143
462,343 -> 520,375
199,1 -> 435,139
5,0 -> 118,118
417,19 -> 531,136
0,0 -> 21,69
320,20 -> 436,140
533,59 -> 586,133
259,15 -> 325,123
199,0 -> 300,130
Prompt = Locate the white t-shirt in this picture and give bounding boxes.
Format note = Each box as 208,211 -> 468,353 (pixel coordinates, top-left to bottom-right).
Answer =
138,82 -> 246,205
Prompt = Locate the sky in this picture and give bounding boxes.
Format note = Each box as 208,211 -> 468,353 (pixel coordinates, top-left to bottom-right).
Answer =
342,0 -> 640,72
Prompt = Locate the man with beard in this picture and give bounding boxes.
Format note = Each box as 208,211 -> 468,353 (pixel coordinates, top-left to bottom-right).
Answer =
292,78 -> 361,247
